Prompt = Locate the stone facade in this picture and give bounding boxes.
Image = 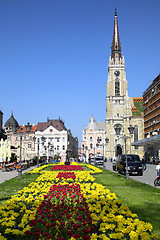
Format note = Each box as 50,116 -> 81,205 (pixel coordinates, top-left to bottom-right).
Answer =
105,9 -> 144,159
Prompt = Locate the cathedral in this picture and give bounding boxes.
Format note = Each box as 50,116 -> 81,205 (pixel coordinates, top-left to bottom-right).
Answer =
105,9 -> 144,159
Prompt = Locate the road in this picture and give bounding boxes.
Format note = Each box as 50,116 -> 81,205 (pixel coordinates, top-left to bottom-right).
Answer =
104,161 -> 160,188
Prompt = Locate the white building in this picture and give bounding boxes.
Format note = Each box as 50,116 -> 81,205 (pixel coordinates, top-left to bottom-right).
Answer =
35,118 -> 78,161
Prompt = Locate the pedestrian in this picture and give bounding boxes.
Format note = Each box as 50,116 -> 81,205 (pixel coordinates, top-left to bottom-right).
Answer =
155,161 -> 160,176
142,156 -> 147,171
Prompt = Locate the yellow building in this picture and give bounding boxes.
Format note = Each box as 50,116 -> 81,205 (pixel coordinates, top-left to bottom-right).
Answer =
105,9 -> 144,159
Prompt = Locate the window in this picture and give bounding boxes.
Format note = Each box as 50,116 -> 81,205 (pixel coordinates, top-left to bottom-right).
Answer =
63,137 -> 65,142
134,126 -> 139,149
57,146 -> 59,150
63,145 -> 65,150
28,143 -> 32,148
115,79 -> 120,96
57,138 -> 59,142
90,143 -> 93,149
117,113 -> 119,117
90,137 -> 92,142
147,107 -> 149,113
28,136 -> 32,141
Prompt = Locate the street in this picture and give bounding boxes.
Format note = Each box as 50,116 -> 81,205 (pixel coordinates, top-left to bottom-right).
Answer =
104,161 -> 160,188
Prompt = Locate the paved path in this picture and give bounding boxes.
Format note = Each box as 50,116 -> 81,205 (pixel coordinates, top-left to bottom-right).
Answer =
104,161 -> 160,188
0,166 -> 37,184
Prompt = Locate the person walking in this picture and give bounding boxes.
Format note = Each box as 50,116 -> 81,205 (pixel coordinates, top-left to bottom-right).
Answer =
155,161 -> 160,176
142,156 -> 147,171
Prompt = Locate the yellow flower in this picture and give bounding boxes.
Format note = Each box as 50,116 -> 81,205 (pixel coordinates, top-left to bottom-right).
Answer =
91,233 -> 98,240
129,231 -> 139,240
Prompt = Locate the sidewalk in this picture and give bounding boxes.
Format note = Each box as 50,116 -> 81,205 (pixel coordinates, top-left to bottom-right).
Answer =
0,166 -> 37,184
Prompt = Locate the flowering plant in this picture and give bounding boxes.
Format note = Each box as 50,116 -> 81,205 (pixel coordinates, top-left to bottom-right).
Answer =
51,165 -> 84,171
0,163 -> 158,240
56,171 -> 76,179
24,184 -> 94,240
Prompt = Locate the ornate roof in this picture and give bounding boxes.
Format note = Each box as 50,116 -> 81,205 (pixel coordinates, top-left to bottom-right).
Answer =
131,98 -> 144,117
4,112 -> 19,128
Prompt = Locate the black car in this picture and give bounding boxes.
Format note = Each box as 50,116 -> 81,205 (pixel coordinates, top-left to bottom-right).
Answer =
117,154 -> 143,176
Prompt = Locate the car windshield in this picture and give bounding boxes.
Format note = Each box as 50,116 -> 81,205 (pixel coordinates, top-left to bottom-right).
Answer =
96,157 -> 103,160
121,155 -> 140,163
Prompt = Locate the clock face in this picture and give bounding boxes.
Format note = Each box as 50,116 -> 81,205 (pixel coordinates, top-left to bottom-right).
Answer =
114,70 -> 120,76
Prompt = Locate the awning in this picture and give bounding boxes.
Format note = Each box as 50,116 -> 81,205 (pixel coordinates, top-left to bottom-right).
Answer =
131,135 -> 160,147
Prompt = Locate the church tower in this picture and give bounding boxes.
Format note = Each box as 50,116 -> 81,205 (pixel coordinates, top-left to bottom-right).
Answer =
106,9 -> 136,158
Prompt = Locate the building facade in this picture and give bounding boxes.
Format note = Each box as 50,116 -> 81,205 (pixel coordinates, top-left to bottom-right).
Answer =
4,114 -> 78,161
81,115 -> 105,161
0,110 -> 6,140
132,74 -> 160,162
105,9 -> 144,159
4,113 -> 37,160
35,118 -> 78,161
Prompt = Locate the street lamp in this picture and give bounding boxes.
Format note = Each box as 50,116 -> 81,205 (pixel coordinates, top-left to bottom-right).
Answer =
18,123 -> 31,178
124,125 -> 135,180
33,136 -> 45,167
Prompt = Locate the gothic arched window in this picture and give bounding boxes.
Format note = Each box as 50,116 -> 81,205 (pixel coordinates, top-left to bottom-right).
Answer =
134,125 -> 139,149
115,78 -> 120,96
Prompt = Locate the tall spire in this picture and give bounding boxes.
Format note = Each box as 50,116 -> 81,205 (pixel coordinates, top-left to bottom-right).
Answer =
111,8 -> 121,61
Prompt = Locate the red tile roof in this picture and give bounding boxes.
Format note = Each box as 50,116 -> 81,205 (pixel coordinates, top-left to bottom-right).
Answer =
17,125 -> 37,133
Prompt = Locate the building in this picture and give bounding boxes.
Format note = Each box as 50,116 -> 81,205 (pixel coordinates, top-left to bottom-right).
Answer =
105,9 -> 144,159
4,113 -> 37,160
35,118 -> 78,161
0,110 -> 7,140
132,73 -> 160,162
81,115 -> 105,161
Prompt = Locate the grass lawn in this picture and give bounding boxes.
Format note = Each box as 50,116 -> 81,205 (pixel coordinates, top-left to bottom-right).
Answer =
94,169 -> 160,238
0,173 -> 38,206
0,165 -> 160,239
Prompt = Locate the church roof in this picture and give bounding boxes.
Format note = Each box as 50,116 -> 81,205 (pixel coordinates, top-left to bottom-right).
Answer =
131,97 -> 144,117
4,112 -> 19,128
111,8 -> 121,61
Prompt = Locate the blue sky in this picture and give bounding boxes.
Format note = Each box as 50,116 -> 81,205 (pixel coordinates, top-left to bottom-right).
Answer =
0,0 -> 160,145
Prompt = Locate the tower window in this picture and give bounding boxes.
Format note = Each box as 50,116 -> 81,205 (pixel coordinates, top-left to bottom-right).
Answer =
134,126 -> 139,149
115,79 -> 120,96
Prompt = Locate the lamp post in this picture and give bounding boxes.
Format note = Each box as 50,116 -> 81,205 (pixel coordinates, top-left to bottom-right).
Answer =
123,125 -> 135,180
33,136 -> 45,167
18,123 -> 31,178
18,135 -> 22,178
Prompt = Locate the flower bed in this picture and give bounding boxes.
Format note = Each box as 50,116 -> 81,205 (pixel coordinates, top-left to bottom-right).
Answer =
51,165 -> 84,171
24,183 -> 94,240
0,164 -> 158,240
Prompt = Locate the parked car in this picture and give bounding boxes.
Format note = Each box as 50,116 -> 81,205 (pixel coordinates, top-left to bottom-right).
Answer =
89,156 -> 95,164
117,154 -> 143,176
95,156 -> 104,166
